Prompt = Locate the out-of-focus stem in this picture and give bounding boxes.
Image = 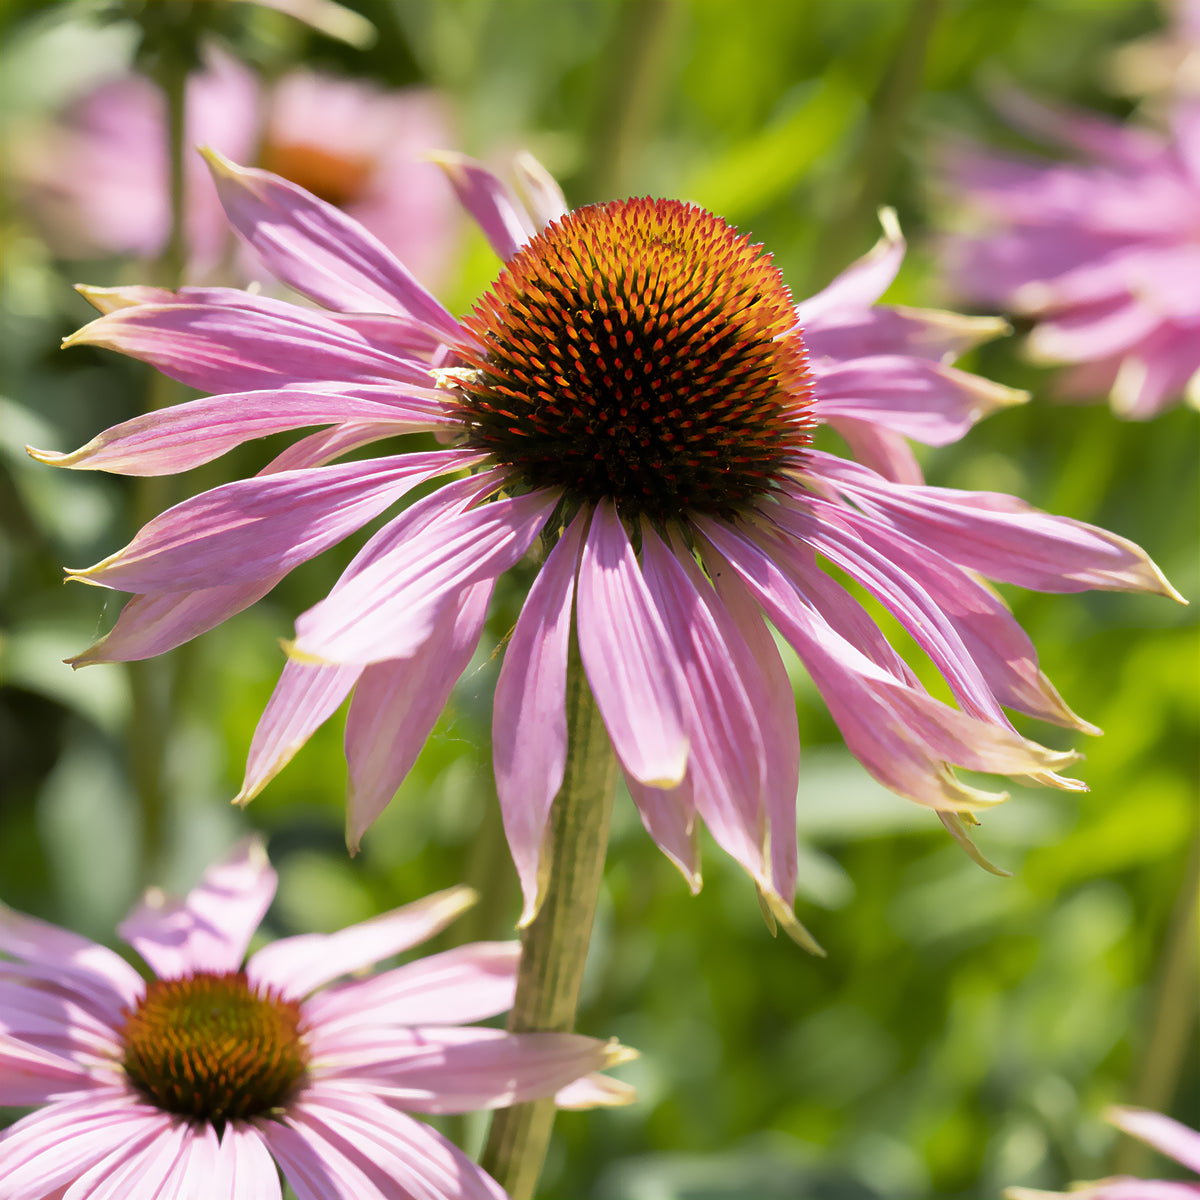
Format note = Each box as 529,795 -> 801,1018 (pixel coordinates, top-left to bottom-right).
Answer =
1112,831 -> 1200,1175
808,0 -> 941,291
478,639 -> 618,1199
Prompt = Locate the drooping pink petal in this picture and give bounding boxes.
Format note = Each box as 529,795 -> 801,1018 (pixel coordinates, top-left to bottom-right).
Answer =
624,771 -> 701,889
0,979 -> 123,1061
29,385 -> 451,476
291,487 -> 556,666
301,942 -> 519,1033
68,575 -> 284,667
0,903 -> 144,1019
824,417 -> 924,485
576,502 -> 688,788
803,305 -> 1010,364
554,1072 -> 638,1110
68,450 -> 477,595
429,151 -> 536,260
812,355 -> 1028,445
1106,1107 -> 1200,1174
203,149 -> 465,342
511,150 -> 570,229
224,1124 -> 285,1200
261,1091 -> 508,1200
805,451 -> 1182,598
237,660 -> 363,806
64,294 -> 436,395
639,526 -> 768,886
698,519 -> 1080,809
247,885 -> 476,999
311,1025 -> 628,1113
344,579 -> 493,847
492,510 -> 587,923
66,1117 -> 190,1200
0,1038 -> 100,1105
793,208 -> 904,325
0,1093 -> 173,1198
117,838 -> 276,978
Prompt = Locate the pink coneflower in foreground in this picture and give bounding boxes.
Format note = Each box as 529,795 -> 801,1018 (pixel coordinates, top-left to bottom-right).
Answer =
35,151 -> 1180,944
0,840 -> 632,1200
14,47 -> 455,285
1006,1106 -> 1200,1199
941,80 -> 1200,418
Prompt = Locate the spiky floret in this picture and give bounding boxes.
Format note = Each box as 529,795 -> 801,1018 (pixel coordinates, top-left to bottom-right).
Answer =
454,197 -> 815,522
120,972 -> 308,1126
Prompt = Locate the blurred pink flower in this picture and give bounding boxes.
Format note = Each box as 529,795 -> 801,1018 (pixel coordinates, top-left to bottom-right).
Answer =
1007,1106 -> 1200,1199
941,80 -> 1200,418
35,153 -> 1179,946
0,840 -> 632,1200
14,47 -> 456,286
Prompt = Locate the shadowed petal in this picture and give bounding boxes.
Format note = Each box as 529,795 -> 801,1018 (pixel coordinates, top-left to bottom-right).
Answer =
824,417 -> 924,485
237,660 -> 363,806
344,580 -> 493,847
493,510 -> 586,924
302,943 -> 520,1033
204,149 -> 464,342
292,487 -> 556,666
577,502 -> 688,788
624,772 -> 701,890
117,838 -> 276,978
68,450 -> 476,595
246,886 -> 476,999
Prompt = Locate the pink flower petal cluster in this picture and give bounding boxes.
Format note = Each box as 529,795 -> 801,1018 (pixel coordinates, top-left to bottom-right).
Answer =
0,840 -> 632,1200
14,46 -> 455,286
35,151 -> 1179,947
941,81 -> 1200,418
1007,1106 -> 1200,1199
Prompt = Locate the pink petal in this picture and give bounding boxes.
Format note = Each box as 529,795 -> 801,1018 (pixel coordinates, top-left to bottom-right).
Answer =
576,502 -> 688,788
793,208 -> 904,325
0,903 -> 144,1020
69,450 -> 476,594
237,660 -> 363,806
344,579 -> 493,847
802,304 -> 1010,364
311,1025 -> 626,1113
247,885 -> 476,999
1025,295 -> 1164,364
624,771 -> 701,888
65,1117 -> 189,1200
1107,1107 -> 1200,1175
261,1091 -> 507,1200
812,355 -> 1027,445
65,293 -> 434,395
554,1072 -> 637,1110
0,1093 -> 173,1198
492,510 -> 586,923
68,576 -> 284,667
0,1038 -> 99,1105
511,151 -> 569,229
117,837 -> 276,978
430,151 -> 536,260
224,1124 -> 285,1200
301,942 -> 520,1033
639,527 -> 769,885
1,978 -> 124,1060
291,486 -> 556,666
825,417 -> 924,485
204,150 -> 464,342
805,451 -> 1182,598
30,385 -> 451,476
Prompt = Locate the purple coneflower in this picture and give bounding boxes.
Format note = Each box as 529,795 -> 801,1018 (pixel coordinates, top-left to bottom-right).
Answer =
14,47 -> 455,286
940,79 -> 1200,418
1006,1106 -> 1200,1199
0,839 -> 631,1199
34,151 -> 1179,940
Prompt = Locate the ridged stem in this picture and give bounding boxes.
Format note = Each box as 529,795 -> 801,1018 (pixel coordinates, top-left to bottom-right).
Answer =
478,638 -> 618,1199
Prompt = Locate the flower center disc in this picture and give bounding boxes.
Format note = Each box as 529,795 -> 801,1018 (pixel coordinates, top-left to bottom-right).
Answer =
121,972 -> 308,1125
455,197 -> 814,521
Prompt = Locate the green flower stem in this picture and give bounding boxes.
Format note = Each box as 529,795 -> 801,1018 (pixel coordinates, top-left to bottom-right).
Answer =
479,638 -> 618,1199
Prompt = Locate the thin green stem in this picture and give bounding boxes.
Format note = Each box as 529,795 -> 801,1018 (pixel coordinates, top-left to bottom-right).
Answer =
478,638 -> 618,1199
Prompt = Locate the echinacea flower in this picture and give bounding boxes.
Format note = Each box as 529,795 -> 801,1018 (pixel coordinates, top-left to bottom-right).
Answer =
14,47 -> 455,285
940,80 -> 1200,418
0,839 -> 633,1200
1006,1106 -> 1200,1199
34,151 -> 1180,944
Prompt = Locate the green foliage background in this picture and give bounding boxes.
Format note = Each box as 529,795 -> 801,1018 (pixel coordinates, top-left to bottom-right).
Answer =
0,1 -> 1196,1197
